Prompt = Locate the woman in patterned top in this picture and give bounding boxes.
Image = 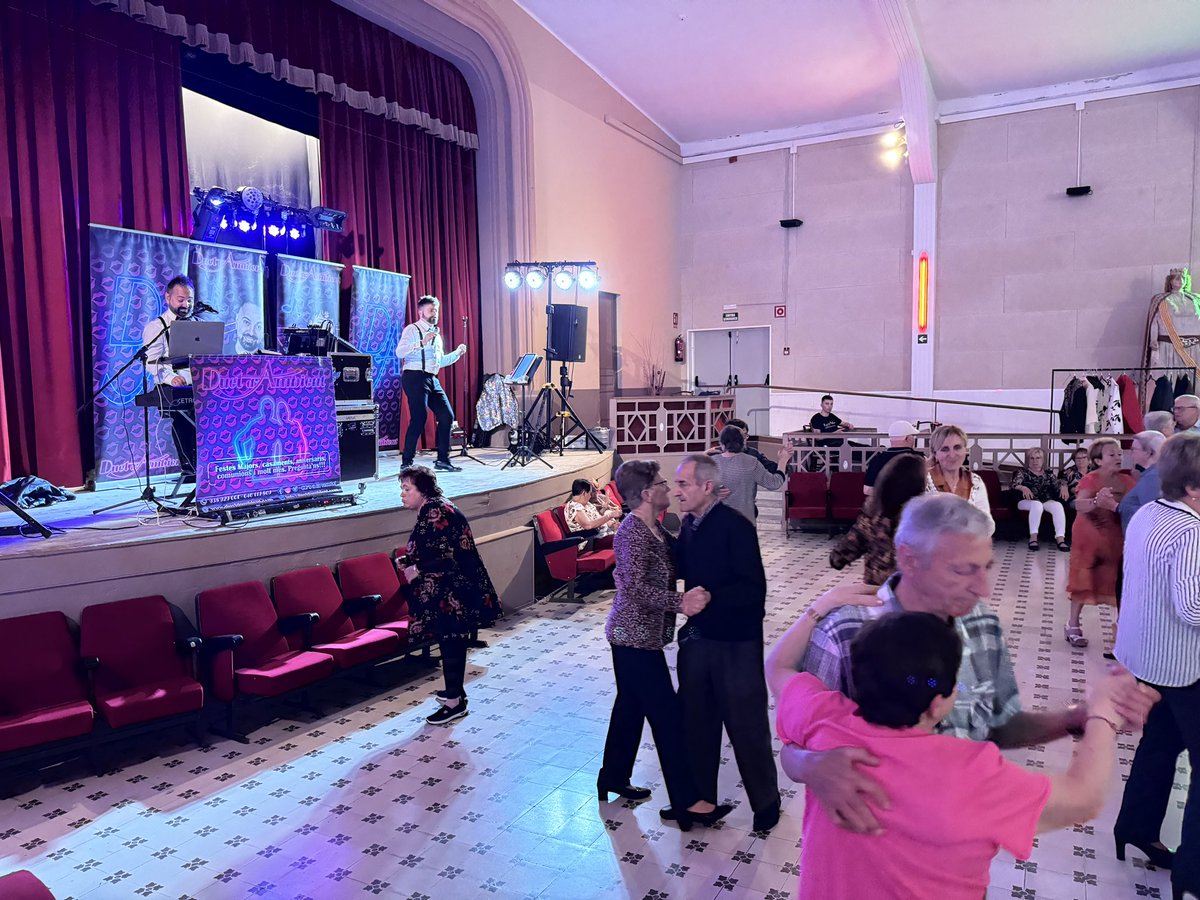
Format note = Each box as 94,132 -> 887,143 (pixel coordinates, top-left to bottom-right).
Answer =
1011,447 -> 1070,552
1059,447 -> 1092,503
565,478 -> 621,537
598,459 -> 733,831
399,466 -> 502,725
830,454 -> 927,585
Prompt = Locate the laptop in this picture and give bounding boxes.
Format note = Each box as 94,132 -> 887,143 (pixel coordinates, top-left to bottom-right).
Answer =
167,320 -> 225,358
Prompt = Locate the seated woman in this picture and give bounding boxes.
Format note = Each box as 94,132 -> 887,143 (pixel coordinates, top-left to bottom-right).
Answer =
1011,447 -> 1070,551
829,454 -> 927,585
924,424 -> 994,533
564,478 -> 621,537
1060,446 -> 1092,506
765,604 -> 1134,900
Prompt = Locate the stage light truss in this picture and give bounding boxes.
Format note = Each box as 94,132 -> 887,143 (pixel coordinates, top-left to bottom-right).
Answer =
190,186 -> 348,243
502,260 -> 600,293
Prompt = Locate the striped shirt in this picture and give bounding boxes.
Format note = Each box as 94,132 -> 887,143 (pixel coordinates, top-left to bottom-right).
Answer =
715,450 -> 785,522
799,574 -> 1022,741
1115,499 -> 1200,687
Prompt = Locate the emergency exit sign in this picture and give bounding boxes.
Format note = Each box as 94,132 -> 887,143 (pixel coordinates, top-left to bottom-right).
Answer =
722,311 -> 739,322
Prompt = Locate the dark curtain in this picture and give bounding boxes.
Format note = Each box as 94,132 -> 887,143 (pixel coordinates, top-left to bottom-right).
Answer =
92,0 -> 477,142
0,0 -> 190,485
320,97 -> 481,440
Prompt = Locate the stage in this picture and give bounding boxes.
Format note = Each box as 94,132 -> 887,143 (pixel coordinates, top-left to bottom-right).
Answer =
0,448 -> 614,624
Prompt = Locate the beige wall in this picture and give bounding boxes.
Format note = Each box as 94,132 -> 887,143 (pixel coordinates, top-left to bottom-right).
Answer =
679,136 -> 914,393
481,1 -> 683,424
937,87 -> 1200,390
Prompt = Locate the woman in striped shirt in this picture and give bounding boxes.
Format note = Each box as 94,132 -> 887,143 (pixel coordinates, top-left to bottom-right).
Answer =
1113,433 -> 1200,899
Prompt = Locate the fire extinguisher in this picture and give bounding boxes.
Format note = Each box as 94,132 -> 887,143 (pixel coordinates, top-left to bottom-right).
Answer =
674,334 -> 685,363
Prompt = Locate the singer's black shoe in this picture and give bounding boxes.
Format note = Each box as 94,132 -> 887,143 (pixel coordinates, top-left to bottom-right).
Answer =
434,460 -> 463,473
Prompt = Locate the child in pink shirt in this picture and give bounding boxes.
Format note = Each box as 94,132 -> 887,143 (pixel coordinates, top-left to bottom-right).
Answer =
768,603 -> 1133,900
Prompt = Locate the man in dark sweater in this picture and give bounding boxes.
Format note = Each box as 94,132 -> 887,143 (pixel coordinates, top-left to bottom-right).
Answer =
669,453 -> 781,832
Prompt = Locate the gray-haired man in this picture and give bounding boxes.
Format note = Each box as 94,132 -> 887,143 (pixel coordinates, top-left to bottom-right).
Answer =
775,493 -> 1159,833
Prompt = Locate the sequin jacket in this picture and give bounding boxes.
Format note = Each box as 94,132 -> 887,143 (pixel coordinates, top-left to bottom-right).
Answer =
605,514 -> 683,650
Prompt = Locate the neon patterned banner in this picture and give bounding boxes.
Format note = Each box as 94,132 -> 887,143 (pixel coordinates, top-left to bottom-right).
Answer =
191,355 -> 340,513
188,243 -> 267,355
88,225 -> 191,482
276,254 -> 342,349
349,266 -> 410,448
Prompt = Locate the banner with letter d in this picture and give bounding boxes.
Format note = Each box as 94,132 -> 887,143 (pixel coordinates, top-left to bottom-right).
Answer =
188,243 -> 266,355
349,266 -> 410,448
276,254 -> 342,349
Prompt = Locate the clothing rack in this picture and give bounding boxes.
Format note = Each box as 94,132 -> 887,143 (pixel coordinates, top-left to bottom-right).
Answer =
1048,366 -> 1183,433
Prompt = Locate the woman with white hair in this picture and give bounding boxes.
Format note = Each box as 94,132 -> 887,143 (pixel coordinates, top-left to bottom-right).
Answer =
1119,431 -> 1168,532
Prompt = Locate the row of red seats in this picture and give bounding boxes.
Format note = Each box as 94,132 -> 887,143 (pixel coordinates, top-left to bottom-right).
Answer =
0,549 -> 427,781
533,481 -> 621,601
786,469 -> 1018,535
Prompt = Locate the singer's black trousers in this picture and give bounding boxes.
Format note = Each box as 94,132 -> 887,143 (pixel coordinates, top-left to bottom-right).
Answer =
401,370 -> 454,464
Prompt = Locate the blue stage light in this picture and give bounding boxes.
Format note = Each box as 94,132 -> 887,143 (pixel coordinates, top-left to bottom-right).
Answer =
288,226 -> 302,240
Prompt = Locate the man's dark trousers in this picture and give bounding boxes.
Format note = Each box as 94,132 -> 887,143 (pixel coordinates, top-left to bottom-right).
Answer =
401,369 -> 453,463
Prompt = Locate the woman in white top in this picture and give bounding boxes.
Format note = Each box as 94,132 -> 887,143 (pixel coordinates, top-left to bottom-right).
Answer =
565,479 -> 621,537
924,424 -> 994,534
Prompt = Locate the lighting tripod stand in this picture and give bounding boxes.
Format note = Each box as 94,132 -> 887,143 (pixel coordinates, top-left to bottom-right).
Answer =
524,359 -> 605,456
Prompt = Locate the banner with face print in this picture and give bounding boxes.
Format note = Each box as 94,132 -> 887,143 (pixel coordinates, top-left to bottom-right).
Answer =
349,266 -> 410,448
275,254 -> 342,350
88,225 -> 191,482
191,354 -> 340,513
188,243 -> 267,355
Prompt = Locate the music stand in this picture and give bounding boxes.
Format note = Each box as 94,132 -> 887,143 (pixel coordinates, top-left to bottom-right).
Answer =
0,491 -> 53,539
502,354 -> 549,469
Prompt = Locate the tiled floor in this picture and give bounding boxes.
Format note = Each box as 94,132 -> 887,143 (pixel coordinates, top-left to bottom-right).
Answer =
0,528 -> 1185,899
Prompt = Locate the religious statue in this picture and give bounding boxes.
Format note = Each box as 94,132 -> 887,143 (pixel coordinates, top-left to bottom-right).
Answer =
1143,267 -> 1200,373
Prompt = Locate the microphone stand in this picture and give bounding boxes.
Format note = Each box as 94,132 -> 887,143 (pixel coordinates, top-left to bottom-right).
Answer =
85,320 -> 187,516
454,313 -> 486,465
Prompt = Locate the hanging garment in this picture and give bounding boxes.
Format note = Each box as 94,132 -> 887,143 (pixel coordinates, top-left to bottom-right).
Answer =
1084,378 -> 1101,434
1117,374 -> 1144,434
1150,376 -> 1175,412
1176,373 -> 1196,397
1059,376 -> 1089,436
1098,377 -> 1123,434
474,374 -> 521,432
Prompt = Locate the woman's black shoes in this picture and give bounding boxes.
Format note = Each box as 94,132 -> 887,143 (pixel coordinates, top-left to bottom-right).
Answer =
1116,833 -> 1174,869
659,803 -> 733,831
426,696 -> 468,725
596,778 -> 651,803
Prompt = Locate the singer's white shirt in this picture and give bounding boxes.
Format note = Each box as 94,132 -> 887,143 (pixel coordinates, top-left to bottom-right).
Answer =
142,310 -> 192,385
396,321 -> 462,376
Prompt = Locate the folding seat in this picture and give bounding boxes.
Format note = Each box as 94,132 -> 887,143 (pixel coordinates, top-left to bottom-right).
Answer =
534,507 -> 615,602
829,471 -> 867,522
337,552 -> 412,642
272,566 -> 401,668
195,581 -> 336,740
79,596 -> 203,731
978,469 -> 1019,532
785,472 -> 830,535
0,612 -> 94,756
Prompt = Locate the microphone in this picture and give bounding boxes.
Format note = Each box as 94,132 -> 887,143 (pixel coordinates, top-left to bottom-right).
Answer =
192,299 -> 218,315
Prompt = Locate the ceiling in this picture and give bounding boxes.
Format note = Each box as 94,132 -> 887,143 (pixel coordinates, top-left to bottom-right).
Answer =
514,0 -> 1200,147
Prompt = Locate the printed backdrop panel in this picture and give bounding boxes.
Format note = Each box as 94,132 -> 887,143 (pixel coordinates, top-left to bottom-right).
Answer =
188,243 -> 266,355
191,355 -> 340,513
349,266 -> 410,448
276,254 -> 342,350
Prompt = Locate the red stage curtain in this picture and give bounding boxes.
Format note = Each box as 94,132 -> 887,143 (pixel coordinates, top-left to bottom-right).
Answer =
91,0 -> 477,147
319,97 -> 481,442
0,0 -> 190,485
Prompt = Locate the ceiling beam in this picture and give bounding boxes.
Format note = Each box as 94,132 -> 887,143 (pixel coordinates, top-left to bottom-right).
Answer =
872,0 -> 937,184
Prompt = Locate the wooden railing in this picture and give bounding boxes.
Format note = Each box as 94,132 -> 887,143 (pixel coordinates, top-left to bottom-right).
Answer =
610,394 -> 736,455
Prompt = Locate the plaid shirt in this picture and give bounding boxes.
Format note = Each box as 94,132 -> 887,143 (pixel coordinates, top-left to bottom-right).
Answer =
800,575 -> 1022,741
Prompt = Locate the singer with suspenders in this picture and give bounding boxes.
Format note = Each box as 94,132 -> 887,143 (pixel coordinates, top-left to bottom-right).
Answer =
141,275 -> 211,482
396,294 -> 468,472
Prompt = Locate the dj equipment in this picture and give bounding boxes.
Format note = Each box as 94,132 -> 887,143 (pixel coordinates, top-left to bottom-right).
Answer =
336,405 -> 378,480
134,386 -> 194,414
283,325 -> 334,357
166,320 -> 224,357
331,353 -> 373,404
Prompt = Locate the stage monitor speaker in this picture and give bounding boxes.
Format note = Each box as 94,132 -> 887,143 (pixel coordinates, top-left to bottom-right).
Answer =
546,303 -> 587,363
336,405 -> 378,481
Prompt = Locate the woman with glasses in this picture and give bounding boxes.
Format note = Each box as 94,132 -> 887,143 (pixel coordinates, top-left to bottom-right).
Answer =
597,459 -> 733,831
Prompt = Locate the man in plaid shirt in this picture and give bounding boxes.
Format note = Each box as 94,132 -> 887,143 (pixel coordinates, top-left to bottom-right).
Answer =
780,493 -> 1156,834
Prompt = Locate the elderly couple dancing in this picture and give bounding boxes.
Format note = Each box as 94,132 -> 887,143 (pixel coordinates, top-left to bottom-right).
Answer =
596,453 -> 781,833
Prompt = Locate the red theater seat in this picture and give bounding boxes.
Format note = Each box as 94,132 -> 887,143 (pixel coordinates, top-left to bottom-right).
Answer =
786,472 -> 829,535
337,553 -> 412,641
534,508 -> 615,601
829,471 -> 866,521
272,567 -> 400,668
0,870 -> 54,899
80,596 -> 204,730
0,612 -> 94,754
978,469 -> 1018,527
196,582 -> 336,740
